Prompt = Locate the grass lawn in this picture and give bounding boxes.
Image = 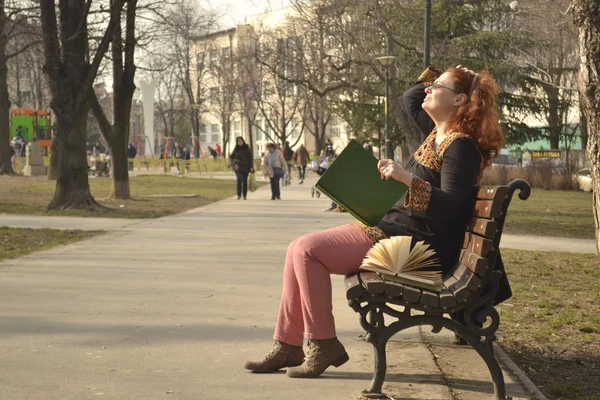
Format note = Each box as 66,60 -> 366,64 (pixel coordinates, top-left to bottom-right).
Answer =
503,188 -> 595,239
0,227 -> 103,262
0,175 -> 241,219
498,249 -> 600,400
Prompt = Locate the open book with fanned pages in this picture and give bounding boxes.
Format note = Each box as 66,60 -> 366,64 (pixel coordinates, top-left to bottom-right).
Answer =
315,140 -> 408,227
360,236 -> 443,292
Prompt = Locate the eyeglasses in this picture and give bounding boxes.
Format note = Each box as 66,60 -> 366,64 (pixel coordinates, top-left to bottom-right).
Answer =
430,82 -> 460,93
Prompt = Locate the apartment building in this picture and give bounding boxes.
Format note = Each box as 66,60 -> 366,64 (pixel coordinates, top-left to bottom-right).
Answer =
191,6 -> 353,158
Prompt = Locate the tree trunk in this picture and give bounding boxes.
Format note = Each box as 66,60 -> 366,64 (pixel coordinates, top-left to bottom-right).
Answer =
580,91 -> 588,154
48,108 -> 104,210
0,33 -> 13,175
247,115 -> 254,155
547,86 -> 561,149
111,139 -> 130,198
574,0 -> 600,254
47,134 -> 59,179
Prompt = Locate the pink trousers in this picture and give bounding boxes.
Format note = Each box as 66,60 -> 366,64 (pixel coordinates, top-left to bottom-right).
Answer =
273,224 -> 374,346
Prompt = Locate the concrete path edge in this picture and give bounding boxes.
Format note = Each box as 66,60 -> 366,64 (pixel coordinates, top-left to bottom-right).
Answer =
494,343 -> 549,400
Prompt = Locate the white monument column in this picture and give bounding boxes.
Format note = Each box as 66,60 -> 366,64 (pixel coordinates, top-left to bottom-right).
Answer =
140,81 -> 156,156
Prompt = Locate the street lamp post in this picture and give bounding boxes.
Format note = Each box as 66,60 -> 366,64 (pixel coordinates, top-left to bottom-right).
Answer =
376,56 -> 397,160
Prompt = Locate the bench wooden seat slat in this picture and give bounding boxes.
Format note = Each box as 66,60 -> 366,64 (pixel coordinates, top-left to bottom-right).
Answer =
383,280 -> 403,297
402,286 -> 422,303
439,291 -> 457,309
476,186 -> 509,202
360,272 -> 386,294
443,275 -> 472,303
420,290 -> 439,308
345,274 -> 365,300
453,264 -> 482,292
468,218 -> 498,240
473,200 -> 503,219
462,232 -> 494,257
459,249 -> 489,277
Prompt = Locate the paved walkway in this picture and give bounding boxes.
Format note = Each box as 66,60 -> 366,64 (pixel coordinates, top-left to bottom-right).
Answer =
0,214 -> 142,231
1,177 -> 596,255
0,177 -> 557,399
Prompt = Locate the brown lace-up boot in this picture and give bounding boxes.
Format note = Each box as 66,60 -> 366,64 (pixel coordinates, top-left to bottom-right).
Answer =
244,341 -> 305,373
286,337 -> 349,378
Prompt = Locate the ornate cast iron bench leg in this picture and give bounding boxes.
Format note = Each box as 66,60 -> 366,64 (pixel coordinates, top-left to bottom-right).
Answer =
351,300 -> 390,399
350,297 -> 508,400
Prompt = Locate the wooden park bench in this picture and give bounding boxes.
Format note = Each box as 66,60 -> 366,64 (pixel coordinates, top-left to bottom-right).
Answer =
344,179 -> 531,400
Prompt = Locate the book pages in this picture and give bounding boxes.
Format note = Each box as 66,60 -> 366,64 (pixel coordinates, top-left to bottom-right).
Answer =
359,236 -> 442,287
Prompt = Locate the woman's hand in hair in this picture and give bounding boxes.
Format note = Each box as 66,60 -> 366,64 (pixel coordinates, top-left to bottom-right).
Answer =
456,64 -> 476,77
377,159 -> 413,186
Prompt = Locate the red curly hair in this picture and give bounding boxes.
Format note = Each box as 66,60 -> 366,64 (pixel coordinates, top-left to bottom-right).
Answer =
445,67 -> 505,169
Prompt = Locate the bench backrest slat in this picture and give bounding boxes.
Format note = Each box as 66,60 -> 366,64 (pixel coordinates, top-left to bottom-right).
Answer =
473,200 -> 504,219
476,186 -> 509,201
468,218 -> 498,240
462,233 -> 494,258
459,249 -> 489,277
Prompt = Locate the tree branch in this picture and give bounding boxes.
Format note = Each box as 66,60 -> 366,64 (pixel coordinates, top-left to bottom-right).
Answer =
80,0 -> 125,105
6,38 -> 42,61
88,91 -> 117,149
39,0 -> 61,83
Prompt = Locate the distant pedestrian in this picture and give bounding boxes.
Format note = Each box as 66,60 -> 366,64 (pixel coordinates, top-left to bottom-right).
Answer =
323,138 -> 335,159
127,143 -> 137,159
173,143 -> 183,175
263,142 -> 288,200
208,146 -> 218,160
183,145 -> 191,173
215,143 -> 222,157
230,136 -> 254,200
283,141 -> 294,168
293,144 -> 310,184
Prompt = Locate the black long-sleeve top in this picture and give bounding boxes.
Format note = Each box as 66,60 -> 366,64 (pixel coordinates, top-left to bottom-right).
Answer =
367,66 -> 512,304
230,145 -> 253,174
376,72 -> 483,274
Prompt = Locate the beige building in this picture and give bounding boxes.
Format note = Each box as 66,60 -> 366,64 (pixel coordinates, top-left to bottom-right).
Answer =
190,6 -> 353,158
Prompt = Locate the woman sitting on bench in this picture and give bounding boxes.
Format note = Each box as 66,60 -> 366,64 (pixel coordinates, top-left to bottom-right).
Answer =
244,65 -> 507,378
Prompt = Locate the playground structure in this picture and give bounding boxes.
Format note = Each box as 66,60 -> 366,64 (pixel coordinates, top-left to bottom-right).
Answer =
10,108 -> 53,148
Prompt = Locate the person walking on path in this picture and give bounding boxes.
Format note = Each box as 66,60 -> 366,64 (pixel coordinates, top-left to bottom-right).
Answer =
173,142 -> 184,175
230,137 -> 254,200
245,65 -> 511,379
322,138 -> 335,159
127,143 -> 137,159
293,144 -> 310,184
262,142 -> 288,200
283,141 -> 294,177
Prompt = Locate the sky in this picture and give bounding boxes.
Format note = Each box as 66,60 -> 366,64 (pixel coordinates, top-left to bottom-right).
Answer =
209,0 -> 292,27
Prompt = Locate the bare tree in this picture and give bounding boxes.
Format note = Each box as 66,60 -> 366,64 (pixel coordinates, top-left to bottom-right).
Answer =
207,38 -> 238,157
573,0 -> 600,254
234,27 -> 260,155
40,0 -> 124,209
159,0 -> 219,157
7,20 -> 48,109
0,0 -> 39,175
505,0 -> 579,150
151,57 -> 182,142
88,0 -> 139,199
254,29 -> 305,147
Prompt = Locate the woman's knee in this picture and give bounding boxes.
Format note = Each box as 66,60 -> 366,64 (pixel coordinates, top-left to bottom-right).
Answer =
287,237 -> 301,254
293,233 -> 323,259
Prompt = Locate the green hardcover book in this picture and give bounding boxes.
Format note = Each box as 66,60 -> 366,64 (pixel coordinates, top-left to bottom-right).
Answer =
315,140 -> 408,226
